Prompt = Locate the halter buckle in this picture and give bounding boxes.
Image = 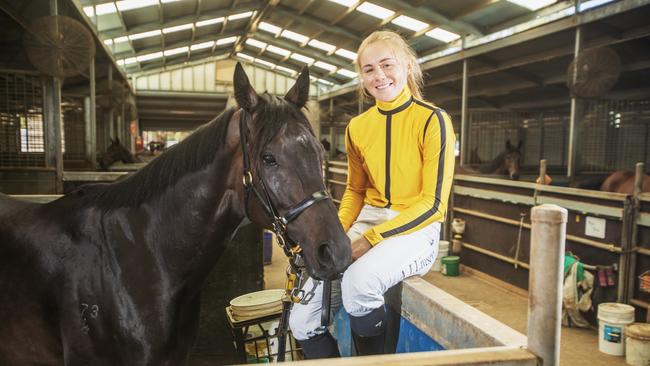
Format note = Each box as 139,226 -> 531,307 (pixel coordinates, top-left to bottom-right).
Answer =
242,171 -> 253,187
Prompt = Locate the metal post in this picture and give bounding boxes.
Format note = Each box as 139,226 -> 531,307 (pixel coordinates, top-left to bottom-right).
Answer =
89,56 -> 96,167
107,66 -> 114,141
527,204 -> 567,366
567,2 -> 583,180
626,162 -> 644,303
460,57 -> 469,166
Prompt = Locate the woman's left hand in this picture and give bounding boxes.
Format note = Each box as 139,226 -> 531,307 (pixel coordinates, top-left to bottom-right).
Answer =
351,236 -> 372,261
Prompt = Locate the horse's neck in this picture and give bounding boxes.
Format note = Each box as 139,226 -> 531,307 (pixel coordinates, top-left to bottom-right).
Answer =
479,152 -> 506,174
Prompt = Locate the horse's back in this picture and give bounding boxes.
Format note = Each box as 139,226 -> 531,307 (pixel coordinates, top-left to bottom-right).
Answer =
0,192 -> 40,217
600,171 -> 650,194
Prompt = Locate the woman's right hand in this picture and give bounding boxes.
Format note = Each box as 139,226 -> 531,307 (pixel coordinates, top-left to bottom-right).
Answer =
351,236 -> 372,261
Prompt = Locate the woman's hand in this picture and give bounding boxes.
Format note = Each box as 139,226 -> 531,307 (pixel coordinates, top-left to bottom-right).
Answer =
351,236 -> 372,261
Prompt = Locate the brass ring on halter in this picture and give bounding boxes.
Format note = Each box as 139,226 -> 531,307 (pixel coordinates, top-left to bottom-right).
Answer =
242,171 -> 253,187
289,245 -> 302,255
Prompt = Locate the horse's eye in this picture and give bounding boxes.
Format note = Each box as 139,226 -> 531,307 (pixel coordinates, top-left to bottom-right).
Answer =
262,153 -> 277,166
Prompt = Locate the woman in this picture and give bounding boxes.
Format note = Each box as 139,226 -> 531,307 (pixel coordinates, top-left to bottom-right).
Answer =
289,30 -> 456,358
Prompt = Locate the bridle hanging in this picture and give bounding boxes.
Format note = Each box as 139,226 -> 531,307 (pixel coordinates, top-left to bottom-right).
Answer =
238,109 -> 329,266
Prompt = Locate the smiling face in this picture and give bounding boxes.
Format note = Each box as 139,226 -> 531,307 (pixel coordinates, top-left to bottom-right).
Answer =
359,41 -> 409,103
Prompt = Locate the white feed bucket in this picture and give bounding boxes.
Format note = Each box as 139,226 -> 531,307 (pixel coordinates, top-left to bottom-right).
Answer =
625,323 -> 650,366
432,240 -> 450,272
597,302 -> 635,356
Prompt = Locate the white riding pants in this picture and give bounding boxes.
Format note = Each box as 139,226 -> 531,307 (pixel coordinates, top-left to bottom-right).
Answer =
289,204 -> 440,340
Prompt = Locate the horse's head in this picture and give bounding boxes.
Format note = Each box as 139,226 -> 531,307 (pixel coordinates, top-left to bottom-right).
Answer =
99,137 -> 137,170
504,140 -> 522,180
233,63 -> 352,280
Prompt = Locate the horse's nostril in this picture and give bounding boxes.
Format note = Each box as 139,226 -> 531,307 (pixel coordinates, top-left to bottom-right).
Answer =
317,241 -> 333,265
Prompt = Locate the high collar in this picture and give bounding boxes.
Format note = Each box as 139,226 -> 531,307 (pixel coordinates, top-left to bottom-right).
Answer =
377,87 -> 412,115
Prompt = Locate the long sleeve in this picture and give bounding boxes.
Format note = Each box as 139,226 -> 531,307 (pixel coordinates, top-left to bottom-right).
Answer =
337,126 -> 366,232
363,109 -> 456,245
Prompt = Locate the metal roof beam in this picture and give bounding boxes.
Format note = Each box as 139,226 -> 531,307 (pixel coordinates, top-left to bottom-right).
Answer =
273,5 -> 362,42
230,0 -> 279,56
113,30 -> 242,58
252,32 -> 355,71
371,0 -> 484,36
100,2 -> 259,38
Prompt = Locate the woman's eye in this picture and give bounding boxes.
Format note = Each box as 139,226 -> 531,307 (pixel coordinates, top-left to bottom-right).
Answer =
262,153 -> 277,166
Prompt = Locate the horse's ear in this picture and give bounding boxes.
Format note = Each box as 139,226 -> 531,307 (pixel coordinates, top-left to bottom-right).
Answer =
234,62 -> 258,112
285,67 -> 310,108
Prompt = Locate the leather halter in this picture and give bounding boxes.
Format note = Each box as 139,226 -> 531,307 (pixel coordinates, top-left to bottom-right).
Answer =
238,109 -> 330,263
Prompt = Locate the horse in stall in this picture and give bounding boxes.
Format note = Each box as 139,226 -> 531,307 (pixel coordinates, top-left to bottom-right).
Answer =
0,63 -> 351,365
98,137 -> 140,170
455,140 -> 522,180
600,169 -> 650,194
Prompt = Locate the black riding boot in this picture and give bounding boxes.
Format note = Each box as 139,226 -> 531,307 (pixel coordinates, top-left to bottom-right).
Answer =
297,331 -> 340,359
350,306 -> 386,356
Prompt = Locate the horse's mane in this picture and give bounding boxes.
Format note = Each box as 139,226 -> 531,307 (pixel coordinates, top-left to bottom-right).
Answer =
74,94 -> 313,209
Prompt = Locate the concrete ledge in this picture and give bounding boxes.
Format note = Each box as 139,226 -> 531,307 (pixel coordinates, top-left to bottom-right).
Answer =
394,277 -> 527,350
9,194 -> 61,204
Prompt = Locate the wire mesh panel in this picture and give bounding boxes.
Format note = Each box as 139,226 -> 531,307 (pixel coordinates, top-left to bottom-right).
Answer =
0,73 -> 45,167
468,110 -> 523,165
62,98 -> 86,167
581,99 -> 650,173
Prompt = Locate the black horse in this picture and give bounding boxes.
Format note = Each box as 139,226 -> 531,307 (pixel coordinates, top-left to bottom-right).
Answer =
0,63 -> 351,365
98,137 -> 139,170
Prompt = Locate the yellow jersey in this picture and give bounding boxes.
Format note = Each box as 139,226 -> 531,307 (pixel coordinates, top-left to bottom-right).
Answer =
338,87 -> 456,245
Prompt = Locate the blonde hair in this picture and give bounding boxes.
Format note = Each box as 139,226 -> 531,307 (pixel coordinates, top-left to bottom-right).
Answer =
355,30 -> 424,101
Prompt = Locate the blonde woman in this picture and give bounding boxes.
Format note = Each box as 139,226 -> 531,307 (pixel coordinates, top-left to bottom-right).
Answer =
290,30 -> 456,358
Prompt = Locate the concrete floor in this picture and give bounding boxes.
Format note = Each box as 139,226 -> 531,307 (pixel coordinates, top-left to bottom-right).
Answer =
264,243 -> 628,365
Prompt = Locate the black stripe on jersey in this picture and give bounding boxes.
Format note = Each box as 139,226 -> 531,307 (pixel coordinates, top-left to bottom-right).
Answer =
380,108 -> 447,238
413,98 -> 435,111
378,97 -> 412,115
422,111 -> 435,144
384,114 -> 392,208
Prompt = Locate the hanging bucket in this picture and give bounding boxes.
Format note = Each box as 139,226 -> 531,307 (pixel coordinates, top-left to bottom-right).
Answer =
625,323 -> 650,366
432,240 -> 450,272
597,302 -> 635,356
441,256 -> 459,277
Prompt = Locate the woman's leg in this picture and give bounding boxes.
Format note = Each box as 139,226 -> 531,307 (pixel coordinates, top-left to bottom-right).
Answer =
342,221 -> 441,355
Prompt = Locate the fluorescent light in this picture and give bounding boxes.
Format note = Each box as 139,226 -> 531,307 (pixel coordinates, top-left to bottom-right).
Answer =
327,0 -> 357,6
507,0 -> 556,11
83,6 -> 95,17
254,58 -> 275,68
579,0 -> 615,11
335,48 -> 357,60
258,22 -> 281,35
246,39 -> 267,49
216,36 -> 238,46
129,29 -> 161,41
137,51 -> 163,62
190,41 -> 214,50
162,23 -> 193,34
391,15 -> 429,32
336,69 -> 357,78
290,53 -> 315,64
280,29 -> 309,44
196,17 -> 224,27
356,2 -> 394,19
163,46 -> 189,56
317,78 -> 334,86
95,3 -> 117,15
228,11 -> 254,21
308,39 -> 336,53
314,61 -> 337,72
124,57 -> 137,65
426,28 -> 460,42
275,65 -> 296,76
116,0 -> 158,12
237,53 -> 255,62
161,0 -> 183,3
103,39 -> 114,45
266,45 -> 291,57
117,59 -> 125,66
114,36 -> 129,43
